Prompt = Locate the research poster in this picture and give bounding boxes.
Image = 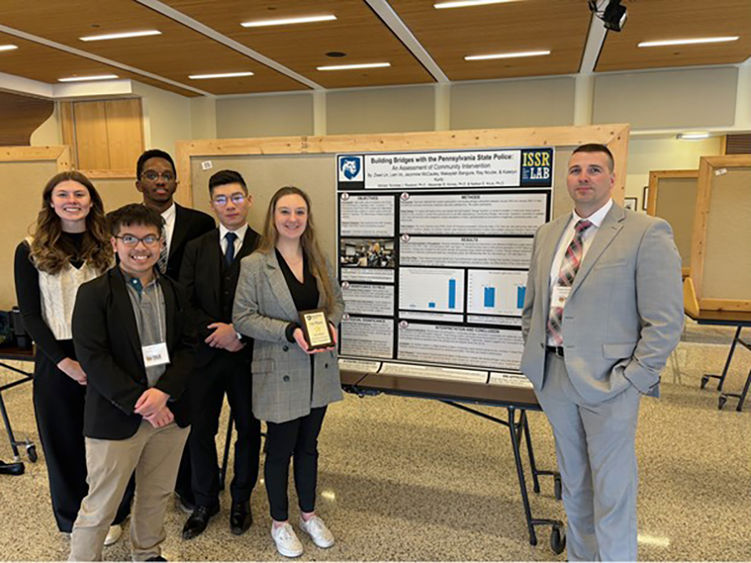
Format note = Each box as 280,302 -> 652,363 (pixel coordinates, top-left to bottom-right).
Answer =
336,148 -> 553,381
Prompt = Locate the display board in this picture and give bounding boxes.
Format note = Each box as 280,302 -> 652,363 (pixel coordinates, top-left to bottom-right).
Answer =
177,125 -> 630,385
335,148 -> 552,382
685,154 -> 751,314
1,147 -> 70,309
647,170 -> 698,276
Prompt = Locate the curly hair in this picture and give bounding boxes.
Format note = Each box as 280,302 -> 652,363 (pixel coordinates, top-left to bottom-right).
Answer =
29,171 -> 113,275
257,186 -> 336,315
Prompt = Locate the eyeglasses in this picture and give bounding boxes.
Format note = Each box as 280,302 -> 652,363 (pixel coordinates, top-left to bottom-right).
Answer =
212,194 -> 247,206
115,234 -> 162,246
141,170 -> 175,182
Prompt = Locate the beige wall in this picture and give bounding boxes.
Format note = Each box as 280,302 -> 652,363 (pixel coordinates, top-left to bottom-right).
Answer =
30,105 -> 62,146
593,67 -> 738,130
216,93 -> 314,138
450,77 -> 576,130
326,85 -> 435,135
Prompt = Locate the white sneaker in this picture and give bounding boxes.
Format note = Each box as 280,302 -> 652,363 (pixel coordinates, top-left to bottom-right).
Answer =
271,522 -> 303,558
104,524 -> 122,546
299,515 -> 335,548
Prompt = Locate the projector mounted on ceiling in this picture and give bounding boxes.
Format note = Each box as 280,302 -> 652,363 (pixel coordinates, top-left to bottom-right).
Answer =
588,0 -> 627,32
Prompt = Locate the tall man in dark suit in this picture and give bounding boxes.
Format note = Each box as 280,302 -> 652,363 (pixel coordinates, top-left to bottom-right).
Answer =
179,170 -> 262,539
135,149 -> 215,509
69,204 -> 195,561
135,149 -> 215,280
521,144 -> 683,560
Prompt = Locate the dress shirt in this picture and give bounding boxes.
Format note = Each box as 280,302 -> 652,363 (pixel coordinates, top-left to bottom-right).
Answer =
547,198 -> 613,345
160,203 -> 177,258
219,223 -> 248,257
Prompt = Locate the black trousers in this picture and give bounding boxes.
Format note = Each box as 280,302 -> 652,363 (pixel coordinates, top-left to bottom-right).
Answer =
188,352 -> 261,508
264,406 -> 327,522
33,343 -> 133,533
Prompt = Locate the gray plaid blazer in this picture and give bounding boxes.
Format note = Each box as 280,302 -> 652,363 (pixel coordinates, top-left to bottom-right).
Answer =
233,250 -> 344,423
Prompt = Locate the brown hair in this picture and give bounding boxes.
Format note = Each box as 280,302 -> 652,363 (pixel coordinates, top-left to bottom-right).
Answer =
572,143 -> 615,172
29,171 -> 113,274
257,186 -> 335,314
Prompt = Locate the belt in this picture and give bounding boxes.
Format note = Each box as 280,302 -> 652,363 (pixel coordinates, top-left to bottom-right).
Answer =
545,345 -> 565,358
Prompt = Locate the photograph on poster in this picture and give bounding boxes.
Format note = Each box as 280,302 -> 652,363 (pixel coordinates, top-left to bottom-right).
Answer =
340,238 -> 396,268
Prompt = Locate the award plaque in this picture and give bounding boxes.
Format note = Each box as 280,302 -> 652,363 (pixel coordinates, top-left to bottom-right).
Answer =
299,308 -> 335,350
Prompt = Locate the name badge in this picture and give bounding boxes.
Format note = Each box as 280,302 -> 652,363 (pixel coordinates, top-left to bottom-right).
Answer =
551,286 -> 572,308
142,342 -> 170,368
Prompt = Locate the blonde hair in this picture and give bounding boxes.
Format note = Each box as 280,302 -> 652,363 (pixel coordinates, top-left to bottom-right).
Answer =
257,186 -> 335,314
29,171 -> 113,275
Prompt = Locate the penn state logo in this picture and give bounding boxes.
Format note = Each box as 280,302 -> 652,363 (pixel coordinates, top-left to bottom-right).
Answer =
338,155 -> 363,182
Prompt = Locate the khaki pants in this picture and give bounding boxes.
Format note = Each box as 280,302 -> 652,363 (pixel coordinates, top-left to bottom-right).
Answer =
69,421 -> 190,561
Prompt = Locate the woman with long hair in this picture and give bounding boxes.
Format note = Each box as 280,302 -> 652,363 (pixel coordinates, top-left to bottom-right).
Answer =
233,186 -> 344,558
14,171 -> 131,541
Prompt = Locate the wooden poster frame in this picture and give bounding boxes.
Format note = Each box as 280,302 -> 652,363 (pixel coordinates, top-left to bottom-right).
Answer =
174,124 -> 631,207
647,169 -> 698,278
684,154 -> 751,315
0,145 -> 70,172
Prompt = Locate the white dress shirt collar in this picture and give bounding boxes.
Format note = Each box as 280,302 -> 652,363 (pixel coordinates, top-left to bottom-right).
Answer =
572,198 -> 613,228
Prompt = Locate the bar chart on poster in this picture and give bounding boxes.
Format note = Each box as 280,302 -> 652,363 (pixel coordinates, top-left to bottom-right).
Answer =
336,147 -> 553,380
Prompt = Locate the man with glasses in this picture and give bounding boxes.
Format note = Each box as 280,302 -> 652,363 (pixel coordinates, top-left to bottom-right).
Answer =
178,170 -> 262,539
135,149 -> 215,281
69,204 -> 195,561
135,149 -> 215,512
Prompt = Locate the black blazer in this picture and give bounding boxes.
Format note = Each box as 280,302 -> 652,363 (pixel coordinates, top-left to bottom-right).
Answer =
179,226 -> 260,368
72,267 -> 196,440
166,204 -> 215,280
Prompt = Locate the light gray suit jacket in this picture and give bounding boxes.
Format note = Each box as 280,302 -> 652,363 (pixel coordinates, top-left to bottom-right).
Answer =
521,203 -> 683,404
233,250 -> 345,424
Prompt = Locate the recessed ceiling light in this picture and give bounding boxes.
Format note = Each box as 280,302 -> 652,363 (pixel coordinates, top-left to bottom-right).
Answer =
58,74 -> 119,82
0,44 -> 18,52
677,132 -> 710,140
638,36 -> 739,48
188,71 -> 255,80
80,30 -> 162,42
316,62 -> 391,71
465,50 -> 550,61
434,0 -> 519,8
241,15 -> 336,28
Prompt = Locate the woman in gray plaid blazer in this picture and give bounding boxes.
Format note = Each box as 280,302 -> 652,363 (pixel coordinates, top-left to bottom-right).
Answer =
233,186 -> 344,558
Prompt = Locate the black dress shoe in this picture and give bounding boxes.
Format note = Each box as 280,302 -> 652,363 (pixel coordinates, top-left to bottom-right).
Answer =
229,501 -> 252,535
145,557 -> 167,561
182,504 -> 219,540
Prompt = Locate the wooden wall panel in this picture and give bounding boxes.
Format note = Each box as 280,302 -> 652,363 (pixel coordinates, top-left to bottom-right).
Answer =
73,101 -> 109,170
104,99 -> 144,171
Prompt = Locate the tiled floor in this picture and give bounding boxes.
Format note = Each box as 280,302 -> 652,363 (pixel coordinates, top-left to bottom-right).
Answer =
0,319 -> 749,561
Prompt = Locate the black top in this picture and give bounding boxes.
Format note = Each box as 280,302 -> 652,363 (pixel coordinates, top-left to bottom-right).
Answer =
276,249 -> 319,311
14,232 -> 87,365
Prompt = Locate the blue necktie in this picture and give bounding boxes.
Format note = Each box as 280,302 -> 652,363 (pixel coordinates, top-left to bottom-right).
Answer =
224,232 -> 237,266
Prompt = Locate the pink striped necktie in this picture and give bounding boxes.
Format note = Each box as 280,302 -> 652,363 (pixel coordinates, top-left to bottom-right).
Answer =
547,219 -> 593,346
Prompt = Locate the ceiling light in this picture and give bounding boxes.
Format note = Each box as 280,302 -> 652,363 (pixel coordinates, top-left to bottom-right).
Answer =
188,71 -> 255,79
465,50 -> 550,61
58,74 -> 118,82
241,15 -> 336,28
80,30 -> 162,42
639,36 -> 739,48
317,62 -> 391,71
677,132 -> 710,140
434,0 -> 518,8
0,44 -> 18,52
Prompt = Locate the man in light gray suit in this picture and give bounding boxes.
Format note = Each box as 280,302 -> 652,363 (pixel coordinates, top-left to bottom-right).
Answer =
521,143 -> 683,560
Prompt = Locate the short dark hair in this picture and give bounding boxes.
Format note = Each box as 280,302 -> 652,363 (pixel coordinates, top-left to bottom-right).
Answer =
572,143 -> 614,172
109,204 -> 164,236
136,149 -> 176,179
208,169 -> 247,195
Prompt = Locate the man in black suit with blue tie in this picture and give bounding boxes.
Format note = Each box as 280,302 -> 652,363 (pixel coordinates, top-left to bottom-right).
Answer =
178,170 -> 262,539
